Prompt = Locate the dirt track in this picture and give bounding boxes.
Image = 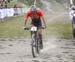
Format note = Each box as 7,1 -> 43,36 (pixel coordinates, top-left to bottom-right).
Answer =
0,37 -> 75,62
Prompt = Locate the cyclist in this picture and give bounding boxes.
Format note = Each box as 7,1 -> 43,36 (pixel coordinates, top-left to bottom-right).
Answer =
69,5 -> 75,38
69,5 -> 75,20
23,5 -> 47,49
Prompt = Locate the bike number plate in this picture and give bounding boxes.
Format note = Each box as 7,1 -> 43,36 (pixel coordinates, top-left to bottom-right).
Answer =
31,26 -> 37,31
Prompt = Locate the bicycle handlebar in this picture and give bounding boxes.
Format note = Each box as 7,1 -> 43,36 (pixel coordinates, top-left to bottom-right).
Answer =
24,26 -> 46,30
24,27 -> 30,30
41,26 -> 46,29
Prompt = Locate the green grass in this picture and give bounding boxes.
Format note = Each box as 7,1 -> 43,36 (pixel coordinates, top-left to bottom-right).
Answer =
0,14 -> 72,39
0,16 -> 30,38
46,21 -> 72,39
44,14 -> 72,39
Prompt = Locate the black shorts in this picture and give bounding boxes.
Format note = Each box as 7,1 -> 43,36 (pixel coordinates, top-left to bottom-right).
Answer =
31,18 -> 42,28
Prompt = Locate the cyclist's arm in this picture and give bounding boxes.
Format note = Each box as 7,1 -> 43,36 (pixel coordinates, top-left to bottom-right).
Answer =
24,18 -> 28,27
24,12 -> 30,27
38,9 -> 47,27
41,16 -> 47,27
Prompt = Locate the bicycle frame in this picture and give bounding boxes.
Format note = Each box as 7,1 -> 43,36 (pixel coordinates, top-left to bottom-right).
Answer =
30,26 -> 40,57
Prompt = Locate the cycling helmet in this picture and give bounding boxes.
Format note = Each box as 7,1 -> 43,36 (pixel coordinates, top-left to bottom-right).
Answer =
30,5 -> 37,13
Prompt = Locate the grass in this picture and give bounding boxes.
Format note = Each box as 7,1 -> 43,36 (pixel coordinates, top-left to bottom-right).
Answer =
0,13 -> 72,39
44,14 -> 72,39
46,21 -> 72,39
0,16 -> 31,38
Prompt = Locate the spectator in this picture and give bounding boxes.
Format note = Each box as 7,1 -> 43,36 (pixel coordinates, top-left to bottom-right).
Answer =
8,0 -> 10,3
0,4 -> 4,9
13,4 -> 17,8
4,4 -> 7,8
13,4 -> 21,8
13,4 -> 18,15
0,0 -> 3,3
4,0 -> 8,4
3,0 -> 4,1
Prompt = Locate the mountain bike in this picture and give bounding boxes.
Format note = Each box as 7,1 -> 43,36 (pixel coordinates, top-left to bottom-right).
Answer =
24,26 -> 45,57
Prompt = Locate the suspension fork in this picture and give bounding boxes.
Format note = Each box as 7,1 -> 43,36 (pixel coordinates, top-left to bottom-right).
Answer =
31,31 -> 37,44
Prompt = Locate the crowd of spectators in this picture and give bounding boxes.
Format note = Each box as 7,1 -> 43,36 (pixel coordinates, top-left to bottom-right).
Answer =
0,0 -> 12,9
0,0 -> 11,3
0,0 -> 21,9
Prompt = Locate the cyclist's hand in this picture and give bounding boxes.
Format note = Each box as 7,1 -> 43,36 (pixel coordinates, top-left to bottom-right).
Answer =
42,26 -> 47,29
23,26 -> 26,30
23,26 -> 29,30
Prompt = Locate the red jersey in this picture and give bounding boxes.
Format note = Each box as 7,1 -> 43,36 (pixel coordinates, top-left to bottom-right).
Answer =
24,8 -> 44,19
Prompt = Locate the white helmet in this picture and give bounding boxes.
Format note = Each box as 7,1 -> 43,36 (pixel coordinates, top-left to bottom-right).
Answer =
30,5 -> 37,13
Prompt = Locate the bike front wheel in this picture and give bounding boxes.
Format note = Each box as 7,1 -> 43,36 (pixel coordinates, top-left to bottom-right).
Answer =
31,33 -> 39,58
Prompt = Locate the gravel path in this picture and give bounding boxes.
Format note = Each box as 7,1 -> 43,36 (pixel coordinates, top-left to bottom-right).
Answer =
0,37 -> 75,62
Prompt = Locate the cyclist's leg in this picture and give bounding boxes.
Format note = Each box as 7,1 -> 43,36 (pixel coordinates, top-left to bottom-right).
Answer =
37,28 -> 43,49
